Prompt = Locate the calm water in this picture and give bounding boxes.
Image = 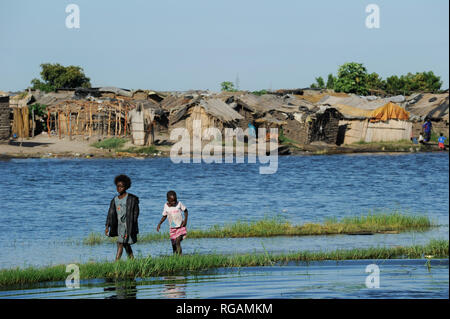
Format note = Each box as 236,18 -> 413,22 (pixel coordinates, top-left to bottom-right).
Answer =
0,153 -> 448,298
0,260 -> 447,299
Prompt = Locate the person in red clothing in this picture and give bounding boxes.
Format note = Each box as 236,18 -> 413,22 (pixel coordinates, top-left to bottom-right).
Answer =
438,133 -> 446,150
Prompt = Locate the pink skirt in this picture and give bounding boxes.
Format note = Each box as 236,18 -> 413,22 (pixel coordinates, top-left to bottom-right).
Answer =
170,226 -> 187,240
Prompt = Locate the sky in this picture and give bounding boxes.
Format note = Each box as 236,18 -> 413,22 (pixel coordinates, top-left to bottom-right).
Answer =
0,0 -> 449,92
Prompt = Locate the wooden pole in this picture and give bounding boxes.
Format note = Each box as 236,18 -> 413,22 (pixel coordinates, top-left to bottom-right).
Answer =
58,111 -> 61,139
76,111 -> 80,136
31,108 -> 35,138
115,106 -> 118,136
89,105 -> 92,137
118,102 -> 122,136
124,105 -> 127,136
84,107 -> 88,136
69,109 -> 72,140
47,110 -> 50,137
108,108 -> 111,137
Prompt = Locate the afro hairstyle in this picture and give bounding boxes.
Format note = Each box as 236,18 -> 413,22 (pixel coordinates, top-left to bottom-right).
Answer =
114,174 -> 132,190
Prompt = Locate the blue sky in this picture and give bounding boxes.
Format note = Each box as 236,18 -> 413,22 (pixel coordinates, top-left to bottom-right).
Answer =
0,0 -> 448,92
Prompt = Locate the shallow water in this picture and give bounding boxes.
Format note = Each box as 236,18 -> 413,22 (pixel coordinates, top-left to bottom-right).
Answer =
0,153 -> 448,298
1,259 -> 447,299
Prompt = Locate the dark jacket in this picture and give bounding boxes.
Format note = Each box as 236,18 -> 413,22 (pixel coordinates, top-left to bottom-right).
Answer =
105,193 -> 140,243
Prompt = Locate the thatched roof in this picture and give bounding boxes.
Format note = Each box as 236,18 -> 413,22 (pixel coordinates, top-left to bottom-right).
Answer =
170,98 -> 243,125
160,95 -> 194,111
33,91 -> 74,107
235,94 -> 300,115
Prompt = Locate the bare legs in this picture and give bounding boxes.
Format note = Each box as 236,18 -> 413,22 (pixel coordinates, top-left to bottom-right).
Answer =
171,237 -> 183,255
115,243 -> 134,261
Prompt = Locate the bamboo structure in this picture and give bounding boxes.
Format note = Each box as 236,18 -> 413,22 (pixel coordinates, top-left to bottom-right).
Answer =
45,99 -> 134,139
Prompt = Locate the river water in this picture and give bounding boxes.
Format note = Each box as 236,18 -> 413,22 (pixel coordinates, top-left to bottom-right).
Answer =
0,152 -> 448,298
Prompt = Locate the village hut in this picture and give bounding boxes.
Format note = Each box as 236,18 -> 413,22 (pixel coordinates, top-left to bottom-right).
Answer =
128,100 -> 169,146
271,106 -> 342,145
44,98 -> 135,140
230,94 -> 299,129
229,93 -> 341,145
131,90 -> 166,103
405,92 -> 449,138
0,95 -> 10,142
168,97 -> 243,141
335,102 -> 412,144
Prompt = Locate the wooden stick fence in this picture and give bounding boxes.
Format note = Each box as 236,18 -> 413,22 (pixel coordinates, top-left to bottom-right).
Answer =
46,100 -> 132,139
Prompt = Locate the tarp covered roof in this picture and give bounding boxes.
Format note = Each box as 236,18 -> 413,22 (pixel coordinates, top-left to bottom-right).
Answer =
405,93 -> 449,121
332,103 -> 372,119
319,94 -> 406,110
369,102 -> 410,122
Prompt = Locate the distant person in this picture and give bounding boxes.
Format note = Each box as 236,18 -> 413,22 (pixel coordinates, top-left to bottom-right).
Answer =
157,190 -> 188,255
438,133 -> 447,150
248,122 -> 256,138
418,132 -> 425,144
422,119 -> 432,142
105,175 -> 140,261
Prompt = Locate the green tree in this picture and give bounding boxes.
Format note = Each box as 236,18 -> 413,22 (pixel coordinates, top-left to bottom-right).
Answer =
385,75 -> 406,95
409,71 -> 442,93
326,74 -> 336,89
220,81 -> 236,92
334,62 -> 369,95
31,63 -> 91,92
310,76 -> 325,89
316,76 -> 325,89
366,72 -> 386,93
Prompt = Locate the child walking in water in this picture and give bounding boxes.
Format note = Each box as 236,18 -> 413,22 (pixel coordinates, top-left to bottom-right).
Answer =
105,174 -> 140,261
157,190 -> 188,255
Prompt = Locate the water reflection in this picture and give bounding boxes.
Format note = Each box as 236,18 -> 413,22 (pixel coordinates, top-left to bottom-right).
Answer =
162,276 -> 187,298
104,279 -> 137,299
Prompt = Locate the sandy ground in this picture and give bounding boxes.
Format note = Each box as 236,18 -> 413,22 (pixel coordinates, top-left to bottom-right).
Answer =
0,133 -> 112,158
0,132 -> 447,159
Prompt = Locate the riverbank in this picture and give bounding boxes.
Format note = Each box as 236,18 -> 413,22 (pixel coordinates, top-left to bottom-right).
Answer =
0,133 -> 448,159
0,239 -> 447,287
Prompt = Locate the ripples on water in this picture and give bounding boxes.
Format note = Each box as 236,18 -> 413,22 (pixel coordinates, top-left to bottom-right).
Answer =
0,153 -> 448,298
0,259 -> 447,299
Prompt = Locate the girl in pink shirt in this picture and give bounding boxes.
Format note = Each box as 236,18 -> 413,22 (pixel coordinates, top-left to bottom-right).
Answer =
157,190 -> 188,255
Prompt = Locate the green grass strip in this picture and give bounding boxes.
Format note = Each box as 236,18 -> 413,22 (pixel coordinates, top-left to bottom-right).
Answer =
91,137 -> 128,150
0,240 -> 447,288
83,212 -> 434,245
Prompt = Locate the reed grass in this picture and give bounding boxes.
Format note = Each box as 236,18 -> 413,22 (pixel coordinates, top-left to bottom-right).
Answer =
0,240 -> 447,287
83,212 -> 434,245
91,137 -> 128,150
122,146 -> 158,154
